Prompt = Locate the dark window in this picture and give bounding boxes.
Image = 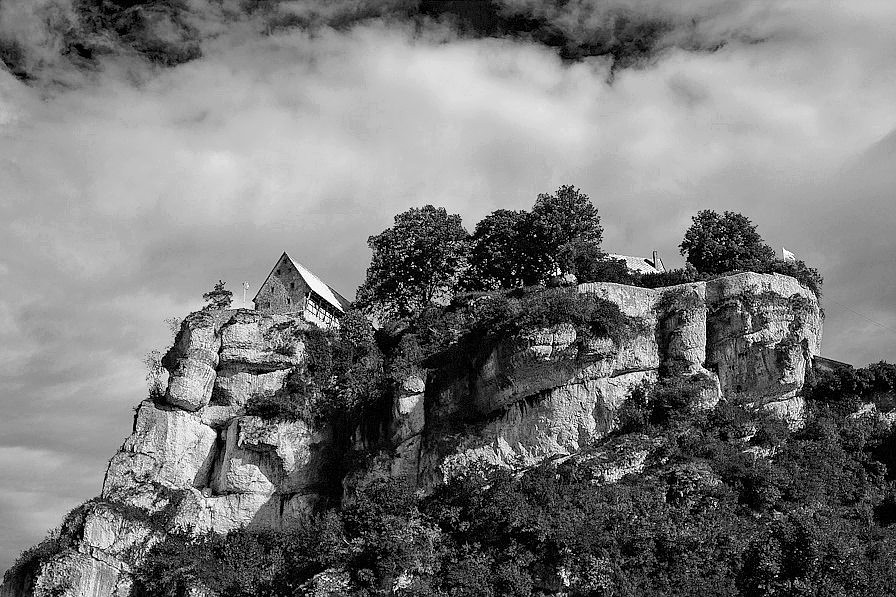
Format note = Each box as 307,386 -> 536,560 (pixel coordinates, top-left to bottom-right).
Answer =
276,269 -> 281,275
287,298 -> 291,305
290,282 -> 295,290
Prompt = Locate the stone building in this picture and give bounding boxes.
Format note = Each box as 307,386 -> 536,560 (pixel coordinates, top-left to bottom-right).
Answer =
253,252 -> 351,328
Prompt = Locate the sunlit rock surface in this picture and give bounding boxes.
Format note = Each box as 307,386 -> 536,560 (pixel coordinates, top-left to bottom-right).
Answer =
413,273 -> 820,489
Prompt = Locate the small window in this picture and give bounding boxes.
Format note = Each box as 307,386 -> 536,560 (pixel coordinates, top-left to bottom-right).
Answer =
276,269 -> 281,275
290,282 -> 295,290
287,298 -> 291,305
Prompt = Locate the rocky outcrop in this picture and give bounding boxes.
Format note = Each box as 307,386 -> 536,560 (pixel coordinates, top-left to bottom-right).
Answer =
3,309 -> 326,597
164,313 -> 221,411
407,272 -> 821,490
2,273 -> 823,596
102,401 -> 218,503
0,500 -> 162,597
705,273 -> 822,419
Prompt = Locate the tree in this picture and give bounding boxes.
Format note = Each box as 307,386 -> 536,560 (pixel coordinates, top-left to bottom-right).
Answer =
202,280 -> 233,310
679,210 -> 776,274
355,205 -> 470,320
464,186 -> 604,290
464,209 -> 531,290
529,185 -> 603,281
556,239 -> 635,284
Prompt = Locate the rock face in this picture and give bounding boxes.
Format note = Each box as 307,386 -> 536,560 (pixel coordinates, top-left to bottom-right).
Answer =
1,273 -> 823,597
2,309 -> 325,597
410,272 -> 821,489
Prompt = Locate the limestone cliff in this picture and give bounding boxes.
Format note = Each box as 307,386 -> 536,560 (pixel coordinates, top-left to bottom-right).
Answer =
384,272 -> 821,492
1,272 -> 822,597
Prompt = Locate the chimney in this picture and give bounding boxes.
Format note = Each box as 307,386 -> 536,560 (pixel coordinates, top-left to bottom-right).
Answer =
652,250 -> 659,270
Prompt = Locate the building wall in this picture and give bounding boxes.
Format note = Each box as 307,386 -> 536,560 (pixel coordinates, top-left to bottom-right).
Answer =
253,255 -> 310,316
304,293 -> 342,328
253,255 -> 342,328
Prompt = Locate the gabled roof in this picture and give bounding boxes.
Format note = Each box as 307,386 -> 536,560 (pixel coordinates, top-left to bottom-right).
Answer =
606,254 -> 663,275
285,254 -> 352,312
254,252 -> 352,312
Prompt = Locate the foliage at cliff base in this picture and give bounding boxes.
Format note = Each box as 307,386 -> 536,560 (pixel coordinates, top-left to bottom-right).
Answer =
122,362 -> 896,597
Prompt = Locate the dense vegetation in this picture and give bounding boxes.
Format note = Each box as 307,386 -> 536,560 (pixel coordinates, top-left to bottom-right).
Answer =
356,189 -> 822,323
242,310 -> 388,428
242,285 -> 639,435
123,361 -> 896,596
355,186 -> 609,318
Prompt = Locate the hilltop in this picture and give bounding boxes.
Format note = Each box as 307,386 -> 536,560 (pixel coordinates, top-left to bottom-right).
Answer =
5,196 -> 895,596
7,270 -> 877,597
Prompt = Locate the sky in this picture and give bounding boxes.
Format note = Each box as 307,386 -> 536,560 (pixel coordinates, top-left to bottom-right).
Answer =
1,0 -> 896,573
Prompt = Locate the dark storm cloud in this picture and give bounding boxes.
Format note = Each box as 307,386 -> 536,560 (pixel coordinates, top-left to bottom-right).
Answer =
1,0 -> 896,572
0,0 -> 779,83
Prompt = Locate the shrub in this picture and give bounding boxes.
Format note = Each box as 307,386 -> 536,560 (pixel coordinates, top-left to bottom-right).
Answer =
634,264 -> 704,288
807,361 -> 896,417
647,374 -> 712,425
762,258 -> 823,297
478,287 -> 641,347
558,243 -> 634,284
616,381 -> 650,433
245,321 -> 387,426
3,501 -> 92,590
143,350 -> 166,401
654,285 -> 703,316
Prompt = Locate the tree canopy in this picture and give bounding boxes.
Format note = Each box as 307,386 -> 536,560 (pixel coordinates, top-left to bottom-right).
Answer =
355,205 -> 470,319
464,209 -> 532,290
355,195 -> 822,322
529,185 -> 603,280
679,210 -> 776,275
202,280 -> 232,310
465,185 -> 605,290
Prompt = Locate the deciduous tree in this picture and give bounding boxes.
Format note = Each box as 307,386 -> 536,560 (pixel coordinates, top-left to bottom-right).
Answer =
464,186 -> 605,290
529,185 -> 603,281
679,210 -> 776,274
355,205 -> 470,320
464,209 -> 531,290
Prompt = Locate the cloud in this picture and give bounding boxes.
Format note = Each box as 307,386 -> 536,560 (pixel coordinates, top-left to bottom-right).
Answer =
2,0 -> 896,572
0,447 -> 99,571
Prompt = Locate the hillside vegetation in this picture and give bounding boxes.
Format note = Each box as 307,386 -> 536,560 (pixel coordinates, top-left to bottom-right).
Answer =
122,361 -> 896,596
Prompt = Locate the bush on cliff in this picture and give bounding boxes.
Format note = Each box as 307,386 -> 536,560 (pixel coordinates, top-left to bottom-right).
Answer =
391,286 -> 642,380
245,312 -> 387,426
2,500 -> 97,594
808,361 -> 896,417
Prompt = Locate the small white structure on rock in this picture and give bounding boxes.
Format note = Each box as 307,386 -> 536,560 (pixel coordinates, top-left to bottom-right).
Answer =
253,252 -> 351,328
